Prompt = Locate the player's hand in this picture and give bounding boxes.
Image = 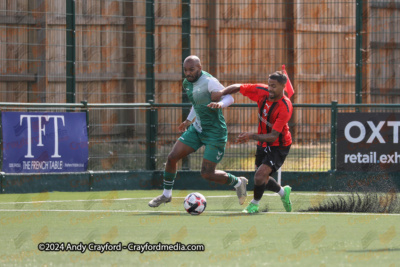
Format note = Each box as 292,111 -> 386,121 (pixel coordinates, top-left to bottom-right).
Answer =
211,91 -> 223,102
178,120 -> 191,132
237,132 -> 251,144
207,102 -> 222,109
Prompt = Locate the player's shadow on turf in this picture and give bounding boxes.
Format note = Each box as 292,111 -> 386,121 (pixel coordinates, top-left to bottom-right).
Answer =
128,212 -> 253,217
204,213 -> 260,217
345,248 -> 400,253
128,212 -> 183,216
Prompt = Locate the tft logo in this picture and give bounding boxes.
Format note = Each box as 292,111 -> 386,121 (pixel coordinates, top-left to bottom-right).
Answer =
20,115 -> 65,158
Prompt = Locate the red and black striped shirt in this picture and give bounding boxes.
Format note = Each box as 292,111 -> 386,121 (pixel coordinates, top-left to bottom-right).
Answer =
240,83 -> 293,147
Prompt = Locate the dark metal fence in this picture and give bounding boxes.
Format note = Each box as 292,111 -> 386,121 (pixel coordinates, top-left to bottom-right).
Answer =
2,102 -> 399,173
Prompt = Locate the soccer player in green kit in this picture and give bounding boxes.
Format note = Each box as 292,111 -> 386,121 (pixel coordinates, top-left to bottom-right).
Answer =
149,55 -> 248,208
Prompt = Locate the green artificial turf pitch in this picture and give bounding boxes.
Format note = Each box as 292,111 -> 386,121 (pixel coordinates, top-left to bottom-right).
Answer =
0,190 -> 399,266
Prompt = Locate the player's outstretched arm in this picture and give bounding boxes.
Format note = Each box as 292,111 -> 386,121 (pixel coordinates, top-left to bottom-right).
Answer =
211,84 -> 242,101
207,94 -> 234,109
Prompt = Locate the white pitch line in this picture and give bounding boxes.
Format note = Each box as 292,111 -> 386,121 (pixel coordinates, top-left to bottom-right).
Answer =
0,192 -> 352,205
0,208 -> 399,216
0,209 -> 187,213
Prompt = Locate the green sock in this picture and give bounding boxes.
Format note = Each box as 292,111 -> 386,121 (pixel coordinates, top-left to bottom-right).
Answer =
163,171 -> 176,190
226,173 -> 239,187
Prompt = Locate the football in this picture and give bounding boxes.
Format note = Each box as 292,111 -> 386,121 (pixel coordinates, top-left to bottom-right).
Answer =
183,192 -> 207,215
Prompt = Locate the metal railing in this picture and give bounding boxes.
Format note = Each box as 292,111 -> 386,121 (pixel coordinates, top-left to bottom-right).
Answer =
1,102 -> 399,173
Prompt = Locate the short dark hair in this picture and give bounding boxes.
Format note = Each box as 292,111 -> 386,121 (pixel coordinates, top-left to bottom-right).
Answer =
269,71 -> 287,85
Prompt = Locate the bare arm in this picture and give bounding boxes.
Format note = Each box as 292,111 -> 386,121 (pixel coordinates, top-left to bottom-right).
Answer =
178,120 -> 191,132
237,130 -> 281,144
211,84 -> 242,101
178,106 -> 195,132
221,84 -> 242,95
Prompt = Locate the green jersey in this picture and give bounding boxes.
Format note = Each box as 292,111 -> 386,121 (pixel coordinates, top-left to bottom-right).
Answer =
183,71 -> 227,137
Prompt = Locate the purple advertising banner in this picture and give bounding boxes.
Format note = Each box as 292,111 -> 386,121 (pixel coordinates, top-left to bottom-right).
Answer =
2,112 -> 88,173
337,113 -> 400,172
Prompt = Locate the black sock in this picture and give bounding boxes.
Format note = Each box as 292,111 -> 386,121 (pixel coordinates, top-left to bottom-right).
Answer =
265,177 -> 281,193
254,183 -> 266,201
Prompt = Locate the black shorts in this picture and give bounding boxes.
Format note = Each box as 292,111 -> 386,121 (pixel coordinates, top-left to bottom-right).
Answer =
255,145 -> 291,175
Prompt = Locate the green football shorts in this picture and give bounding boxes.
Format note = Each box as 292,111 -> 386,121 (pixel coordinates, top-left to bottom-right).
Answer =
178,125 -> 227,163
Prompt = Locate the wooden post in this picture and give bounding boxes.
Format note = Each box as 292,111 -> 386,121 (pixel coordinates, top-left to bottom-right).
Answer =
30,0 -> 47,103
355,0 -> 363,104
362,0 -> 370,104
285,0 -> 295,99
125,0 -> 136,104
125,0 -> 136,138
208,0 -> 219,77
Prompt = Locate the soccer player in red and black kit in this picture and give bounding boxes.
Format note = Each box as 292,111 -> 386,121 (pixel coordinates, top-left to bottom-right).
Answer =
215,71 -> 293,213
